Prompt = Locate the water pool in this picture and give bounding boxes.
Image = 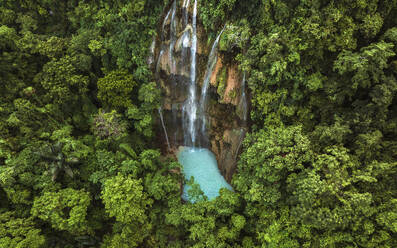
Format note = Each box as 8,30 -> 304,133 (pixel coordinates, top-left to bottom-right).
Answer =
177,147 -> 233,202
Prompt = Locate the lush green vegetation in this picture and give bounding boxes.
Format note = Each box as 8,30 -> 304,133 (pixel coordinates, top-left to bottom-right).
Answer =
1,0 -> 396,247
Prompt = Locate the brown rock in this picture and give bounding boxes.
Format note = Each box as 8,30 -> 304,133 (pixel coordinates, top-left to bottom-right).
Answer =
158,48 -> 171,75
216,128 -> 246,181
197,24 -> 206,55
223,65 -> 240,105
210,57 -> 223,86
163,101 -> 172,111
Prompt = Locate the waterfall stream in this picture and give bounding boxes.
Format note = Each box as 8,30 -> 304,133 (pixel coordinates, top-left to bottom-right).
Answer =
199,28 -> 225,138
182,0 -> 191,26
158,107 -> 171,151
162,6 -> 172,40
235,72 -> 248,160
147,37 -> 156,66
240,72 -> 248,123
155,49 -> 163,73
168,1 -> 177,75
182,0 -> 198,147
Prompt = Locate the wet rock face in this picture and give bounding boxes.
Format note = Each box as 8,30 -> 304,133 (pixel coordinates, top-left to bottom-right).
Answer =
153,0 -> 249,182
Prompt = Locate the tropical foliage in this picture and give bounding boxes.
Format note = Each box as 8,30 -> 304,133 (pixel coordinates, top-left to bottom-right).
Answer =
0,0 -> 396,247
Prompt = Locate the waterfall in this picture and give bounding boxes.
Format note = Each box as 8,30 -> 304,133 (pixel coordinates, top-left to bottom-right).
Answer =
157,0 -> 200,147
179,0 -> 191,76
158,107 -> 171,151
199,28 -> 225,137
155,49 -> 164,78
156,0 -> 230,149
172,103 -> 178,145
155,1 -> 234,202
235,72 -> 248,159
240,72 -> 248,123
157,1 -> 176,78
147,37 -> 156,65
235,128 -> 246,160
161,6 -> 172,40
182,0 -> 191,26
182,0 -> 198,147
168,1 -> 177,74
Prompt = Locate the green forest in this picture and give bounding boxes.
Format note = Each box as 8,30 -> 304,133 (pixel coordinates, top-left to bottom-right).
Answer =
0,0 -> 396,247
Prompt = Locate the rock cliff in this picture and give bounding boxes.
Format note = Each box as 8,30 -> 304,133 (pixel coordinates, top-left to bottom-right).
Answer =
151,0 -> 249,181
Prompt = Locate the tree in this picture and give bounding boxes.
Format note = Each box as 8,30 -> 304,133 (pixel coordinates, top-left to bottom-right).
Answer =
101,173 -> 152,247
31,188 -> 91,235
97,69 -> 136,109
0,211 -> 45,248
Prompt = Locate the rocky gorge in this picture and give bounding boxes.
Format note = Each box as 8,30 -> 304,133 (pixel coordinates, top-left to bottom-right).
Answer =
150,0 -> 249,182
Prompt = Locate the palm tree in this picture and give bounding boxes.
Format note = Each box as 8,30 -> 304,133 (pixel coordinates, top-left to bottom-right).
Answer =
37,142 -> 79,181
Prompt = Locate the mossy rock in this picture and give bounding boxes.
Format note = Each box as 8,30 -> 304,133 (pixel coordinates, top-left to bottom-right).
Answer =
216,67 -> 227,101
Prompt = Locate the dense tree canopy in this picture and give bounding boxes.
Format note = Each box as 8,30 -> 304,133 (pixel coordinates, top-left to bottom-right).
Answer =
1,0 -> 396,247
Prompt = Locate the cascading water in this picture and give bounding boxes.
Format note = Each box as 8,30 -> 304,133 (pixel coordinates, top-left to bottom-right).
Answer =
172,103 -> 178,145
239,72 -> 248,123
156,1 -> 174,147
156,1 -> 173,78
179,0 -> 191,77
157,0 -> 237,149
155,0 -> 233,202
235,72 -> 248,159
147,37 -> 156,66
199,28 -> 225,139
168,1 -> 177,75
182,0 -> 198,147
162,6 -> 172,40
158,107 -> 171,151
155,49 -> 164,77
182,0 -> 190,26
